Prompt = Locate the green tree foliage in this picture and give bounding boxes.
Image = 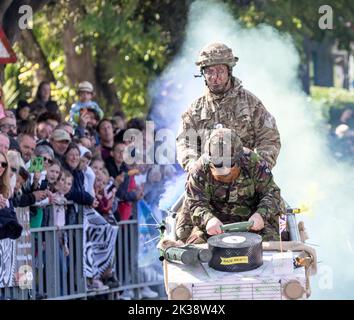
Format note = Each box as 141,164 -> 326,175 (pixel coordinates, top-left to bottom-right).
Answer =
311,86 -> 354,121
6,0 -> 170,118
3,0 -> 353,118
227,0 -> 354,53
77,0 -> 169,117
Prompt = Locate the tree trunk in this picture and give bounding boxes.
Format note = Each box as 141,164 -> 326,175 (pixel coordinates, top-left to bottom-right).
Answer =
343,50 -> 350,90
62,21 -> 96,87
299,36 -> 310,95
62,1 -> 103,102
18,29 -> 55,82
62,1 -> 122,115
314,38 -> 334,87
95,50 -> 122,115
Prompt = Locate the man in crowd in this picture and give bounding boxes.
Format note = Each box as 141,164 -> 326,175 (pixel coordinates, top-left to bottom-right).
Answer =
97,119 -> 114,161
56,122 -> 74,139
37,112 -> 62,133
106,141 -> 128,180
0,133 -> 9,154
36,118 -> 53,141
48,129 -> 71,163
0,115 -> 17,137
17,133 -> 36,166
0,114 -> 20,150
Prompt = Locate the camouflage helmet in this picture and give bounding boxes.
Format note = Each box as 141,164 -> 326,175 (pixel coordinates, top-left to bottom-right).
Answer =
195,43 -> 239,70
205,128 -> 243,168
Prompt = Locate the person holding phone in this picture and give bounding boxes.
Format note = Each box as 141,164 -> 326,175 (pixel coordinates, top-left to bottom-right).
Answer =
69,81 -> 104,145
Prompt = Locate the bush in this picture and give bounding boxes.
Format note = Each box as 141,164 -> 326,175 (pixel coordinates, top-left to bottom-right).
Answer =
310,86 -> 354,126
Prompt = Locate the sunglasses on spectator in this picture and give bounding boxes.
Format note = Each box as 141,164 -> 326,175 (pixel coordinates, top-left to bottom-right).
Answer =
0,162 -> 8,168
11,167 -> 17,173
43,157 -> 53,165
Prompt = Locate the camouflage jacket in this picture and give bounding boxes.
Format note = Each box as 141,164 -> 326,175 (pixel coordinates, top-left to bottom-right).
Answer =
176,77 -> 281,171
186,150 -> 285,229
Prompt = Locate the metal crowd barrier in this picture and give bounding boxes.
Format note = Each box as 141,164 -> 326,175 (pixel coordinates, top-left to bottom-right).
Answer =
0,205 -> 164,300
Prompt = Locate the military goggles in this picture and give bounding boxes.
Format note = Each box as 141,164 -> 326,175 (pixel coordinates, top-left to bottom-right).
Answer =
210,158 -> 236,168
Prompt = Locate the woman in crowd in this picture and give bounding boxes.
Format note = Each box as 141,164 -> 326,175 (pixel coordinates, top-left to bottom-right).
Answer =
30,81 -> 59,118
0,151 -> 22,240
0,152 -> 11,202
62,143 -> 118,291
90,157 -> 105,177
63,143 -> 95,225
7,150 -> 24,195
16,100 -> 31,122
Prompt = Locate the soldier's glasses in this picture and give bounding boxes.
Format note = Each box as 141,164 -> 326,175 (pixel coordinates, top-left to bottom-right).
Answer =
203,66 -> 228,78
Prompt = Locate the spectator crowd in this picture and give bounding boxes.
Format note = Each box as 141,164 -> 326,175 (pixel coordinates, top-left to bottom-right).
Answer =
0,80 -> 178,299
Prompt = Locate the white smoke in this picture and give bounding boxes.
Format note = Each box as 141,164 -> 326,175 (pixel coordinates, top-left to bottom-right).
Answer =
158,173 -> 187,212
150,0 -> 354,299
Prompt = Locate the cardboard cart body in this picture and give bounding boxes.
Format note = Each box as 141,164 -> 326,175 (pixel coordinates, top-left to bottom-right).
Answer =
161,194 -> 317,300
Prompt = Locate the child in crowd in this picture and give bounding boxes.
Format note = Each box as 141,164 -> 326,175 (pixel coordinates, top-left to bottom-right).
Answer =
90,157 -> 105,178
12,167 -> 30,208
94,170 -> 117,225
78,146 -> 95,197
79,136 -> 92,150
51,170 -> 73,256
69,81 -> 104,129
46,159 -> 61,191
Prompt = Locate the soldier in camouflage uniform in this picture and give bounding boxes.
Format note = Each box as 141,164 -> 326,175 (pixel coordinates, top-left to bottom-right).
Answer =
175,43 -> 281,241
183,128 -> 285,244
176,42 -> 280,170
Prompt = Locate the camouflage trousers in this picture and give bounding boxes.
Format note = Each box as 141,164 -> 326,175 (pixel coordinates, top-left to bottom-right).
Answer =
175,198 -> 280,244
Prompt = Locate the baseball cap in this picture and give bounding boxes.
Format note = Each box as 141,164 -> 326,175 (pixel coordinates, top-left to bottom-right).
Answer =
78,81 -> 94,93
50,129 -> 71,142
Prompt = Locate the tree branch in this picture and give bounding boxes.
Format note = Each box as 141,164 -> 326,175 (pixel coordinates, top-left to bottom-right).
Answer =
95,53 -> 122,114
19,29 -> 55,82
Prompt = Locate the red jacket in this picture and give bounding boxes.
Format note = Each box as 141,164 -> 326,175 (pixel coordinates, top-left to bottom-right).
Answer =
118,176 -> 136,221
